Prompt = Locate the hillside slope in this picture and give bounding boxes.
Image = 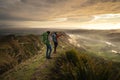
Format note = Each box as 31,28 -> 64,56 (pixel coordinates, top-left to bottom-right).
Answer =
0,34 -> 43,75
0,32 -> 73,75
1,49 -> 120,80
0,31 -> 120,80
0,32 -> 74,80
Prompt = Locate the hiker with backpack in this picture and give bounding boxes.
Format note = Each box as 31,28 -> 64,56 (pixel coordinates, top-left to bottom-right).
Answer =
41,31 -> 52,59
52,32 -> 62,54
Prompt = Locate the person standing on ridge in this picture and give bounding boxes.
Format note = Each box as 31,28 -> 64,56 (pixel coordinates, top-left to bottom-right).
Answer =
52,32 -> 62,54
41,31 -> 52,59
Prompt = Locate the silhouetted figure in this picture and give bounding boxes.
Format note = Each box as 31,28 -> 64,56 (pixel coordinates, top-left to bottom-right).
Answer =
41,31 -> 52,59
52,32 -> 62,54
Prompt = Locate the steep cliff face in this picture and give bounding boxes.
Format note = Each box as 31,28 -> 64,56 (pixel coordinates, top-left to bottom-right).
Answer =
0,34 -> 43,74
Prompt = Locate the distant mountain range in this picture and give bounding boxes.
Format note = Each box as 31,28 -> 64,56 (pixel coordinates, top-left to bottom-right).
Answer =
0,28 -> 65,35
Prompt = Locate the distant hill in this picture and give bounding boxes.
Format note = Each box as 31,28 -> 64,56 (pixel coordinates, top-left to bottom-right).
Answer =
0,28 -> 65,35
66,29 -> 120,61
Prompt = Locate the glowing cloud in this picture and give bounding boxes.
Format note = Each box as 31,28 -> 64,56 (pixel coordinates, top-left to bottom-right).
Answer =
0,0 -> 120,29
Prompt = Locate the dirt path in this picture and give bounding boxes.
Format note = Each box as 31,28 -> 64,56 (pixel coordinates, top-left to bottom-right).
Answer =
0,43 -> 71,80
0,50 -> 59,80
31,55 -> 57,80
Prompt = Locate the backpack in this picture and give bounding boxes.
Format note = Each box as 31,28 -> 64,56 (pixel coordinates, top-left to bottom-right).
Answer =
52,33 -> 57,42
41,32 -> 48,44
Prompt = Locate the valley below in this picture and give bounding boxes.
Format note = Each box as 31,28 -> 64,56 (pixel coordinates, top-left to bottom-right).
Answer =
67,29 -> 120,62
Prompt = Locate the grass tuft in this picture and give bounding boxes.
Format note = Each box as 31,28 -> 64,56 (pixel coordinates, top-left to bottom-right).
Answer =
49,49 -> 120,80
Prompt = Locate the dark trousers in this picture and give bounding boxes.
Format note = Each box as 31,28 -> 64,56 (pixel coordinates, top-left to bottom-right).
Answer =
46,44 -> 52,58
53,42 -> 58,53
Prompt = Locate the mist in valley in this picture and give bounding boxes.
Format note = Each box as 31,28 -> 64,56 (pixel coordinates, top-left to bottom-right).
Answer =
67,30 -> 120,62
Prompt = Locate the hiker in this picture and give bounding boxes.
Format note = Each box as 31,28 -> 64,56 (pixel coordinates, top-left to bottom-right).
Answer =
41,31 -> 52,59
52,32 -> 62,54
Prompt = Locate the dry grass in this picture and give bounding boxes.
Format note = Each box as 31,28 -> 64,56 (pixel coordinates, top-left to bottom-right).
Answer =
49,49 -> 120,80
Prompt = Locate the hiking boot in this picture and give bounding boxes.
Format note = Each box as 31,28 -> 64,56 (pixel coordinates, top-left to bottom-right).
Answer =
46,57 -> 52,59
53,51 -> 56,54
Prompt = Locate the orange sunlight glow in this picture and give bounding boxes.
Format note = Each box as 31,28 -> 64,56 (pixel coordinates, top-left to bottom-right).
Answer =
29,13 -> 120,30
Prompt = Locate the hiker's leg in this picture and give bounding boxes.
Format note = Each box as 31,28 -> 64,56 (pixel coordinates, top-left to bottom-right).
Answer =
54,45 -> 56,53
56,42 -> 58,48
46,44 -> 49,58
53,42 -> 56,53
48,44 -> 52,58
54,42 -> 58,53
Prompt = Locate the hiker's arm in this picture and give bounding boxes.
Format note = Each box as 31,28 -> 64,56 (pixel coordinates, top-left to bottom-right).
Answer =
57,34 -> 63,38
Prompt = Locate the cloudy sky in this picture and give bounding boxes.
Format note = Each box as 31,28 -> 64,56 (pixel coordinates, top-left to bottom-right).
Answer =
0,0 -> 120,29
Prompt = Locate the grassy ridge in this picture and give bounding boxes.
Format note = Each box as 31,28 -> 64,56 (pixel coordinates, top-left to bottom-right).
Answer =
49,50 -> 120,80
0,34 -> 43,74
0,32 -> 71,77
0,33 -> 120,80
